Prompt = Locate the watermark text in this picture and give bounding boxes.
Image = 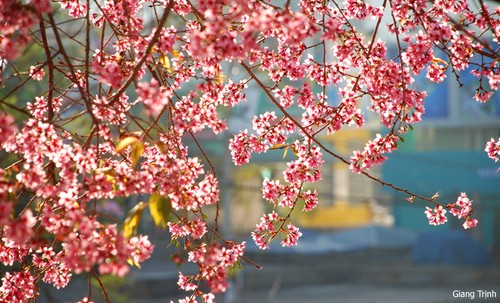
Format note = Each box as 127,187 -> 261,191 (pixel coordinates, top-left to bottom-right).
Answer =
452,289 -> 497,300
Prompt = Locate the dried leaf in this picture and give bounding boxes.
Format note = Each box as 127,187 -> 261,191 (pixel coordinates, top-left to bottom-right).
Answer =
431,192 -> 440,200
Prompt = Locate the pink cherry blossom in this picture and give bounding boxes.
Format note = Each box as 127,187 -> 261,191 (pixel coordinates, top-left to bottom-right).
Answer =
485,138 -> 500,162
281,223 -> 303,247
0,271 -> 36,303
0,113 -> 18,144
178,272 -> 197,291
424,205 -> 448,226
29,65 -> 45,81
463,218 -> 478,229
302,190 -> 319,212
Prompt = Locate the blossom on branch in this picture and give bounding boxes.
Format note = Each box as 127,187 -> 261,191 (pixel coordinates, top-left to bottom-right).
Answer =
424,205 -> 448,226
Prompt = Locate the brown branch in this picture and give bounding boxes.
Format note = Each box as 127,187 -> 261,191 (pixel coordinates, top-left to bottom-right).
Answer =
110,0 -> 175,104
39,17 -> 57,183
46,13 -> 98,125
91,268 -> 111,303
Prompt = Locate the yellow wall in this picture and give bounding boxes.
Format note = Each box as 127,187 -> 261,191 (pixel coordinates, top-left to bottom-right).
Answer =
298,201 -> 373,229
298,128 -> 375,229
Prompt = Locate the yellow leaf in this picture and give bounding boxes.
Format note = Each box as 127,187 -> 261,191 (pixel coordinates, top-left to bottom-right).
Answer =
270,144 -> 287,150
122,202 -> 146,239
116,136 -> 139,153
432,57 -> 448,68
131,141 -> 144,167
171,49 -> 180,58
215,73 -> 226,85
148,193 -> 172,229
156,141 -> 167,154
159,54 -> 172,73
128,257 -> 141,268
283,147 -> 289,159
105,172 -> 115,183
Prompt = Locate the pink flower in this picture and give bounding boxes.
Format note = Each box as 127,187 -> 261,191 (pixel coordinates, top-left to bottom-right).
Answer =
202,293 -> 215,303
128,235 -> 154,264
60,0 -> 87,18
0,112 -> 18,144
485,138 -> 500,162
448,193 -> 478,229
281,224 -> 302,247
262,179 -> 281,201
474,88 -> 493,103
426,64 -> 447,83
463,219 -> 478,229
0,271 -> 36,302
424,205 -> 448,226
177,272 -> 197,291
302,190 -> 319,212
136,79 -> 172,116
29,65 -> 45,81
4,209 -> 36,245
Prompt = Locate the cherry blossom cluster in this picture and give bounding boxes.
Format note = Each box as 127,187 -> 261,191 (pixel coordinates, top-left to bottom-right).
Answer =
168,217 -> 207,240
349,133 -> 399,173
174,241 -> 245,302
0,112 -> 18,143
485,138 -> 500,162
60,0 -> 86,18
92,95 -> 129,125
424,193 -> 478,229
2,0 -> 500,301
449,193 -> 478,229
29,66 -> 45,81
0,0 -> 50,60
237,137 -> 323,249
27,96 -> 62,120
424,205 -> 448,226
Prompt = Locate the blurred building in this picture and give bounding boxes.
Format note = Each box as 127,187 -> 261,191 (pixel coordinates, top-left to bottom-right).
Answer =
379,69 -> 500,253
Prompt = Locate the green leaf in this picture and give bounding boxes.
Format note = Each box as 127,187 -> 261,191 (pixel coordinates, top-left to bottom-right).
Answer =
123,202 -> 146,239
227,260 -> 242,277
148,193 -> 172,229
